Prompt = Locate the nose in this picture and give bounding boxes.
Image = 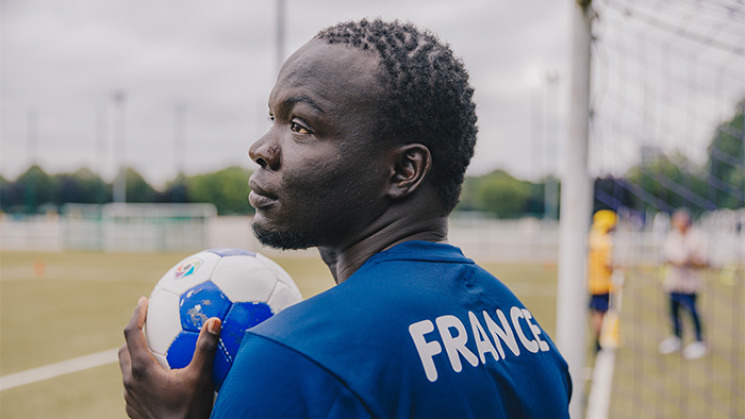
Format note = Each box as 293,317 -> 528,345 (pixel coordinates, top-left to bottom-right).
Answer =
249,132 -> 280,170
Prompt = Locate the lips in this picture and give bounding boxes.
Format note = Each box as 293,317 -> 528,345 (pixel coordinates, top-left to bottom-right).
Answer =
248,180 -> 278,210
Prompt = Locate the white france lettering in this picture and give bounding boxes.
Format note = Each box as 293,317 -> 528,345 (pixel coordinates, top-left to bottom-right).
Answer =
483,309 -> 520,358
468,311 -> 499,363
522,308 -> 550,352
408,320 -> 443,382
511,306 -> 539,353
435,315 -> 479,373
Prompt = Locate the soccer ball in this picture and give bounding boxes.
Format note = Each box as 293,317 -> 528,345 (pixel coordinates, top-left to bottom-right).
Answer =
145,248 -> 302,390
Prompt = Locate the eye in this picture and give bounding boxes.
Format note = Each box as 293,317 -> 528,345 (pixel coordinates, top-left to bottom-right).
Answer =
290,119 -> 312,135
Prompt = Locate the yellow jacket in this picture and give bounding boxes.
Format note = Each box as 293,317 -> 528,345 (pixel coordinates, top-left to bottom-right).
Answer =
587,210 -> 616,295
587,229 -> 613,294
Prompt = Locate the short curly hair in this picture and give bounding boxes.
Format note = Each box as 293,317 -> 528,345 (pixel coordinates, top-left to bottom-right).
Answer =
315,19 -> 478,213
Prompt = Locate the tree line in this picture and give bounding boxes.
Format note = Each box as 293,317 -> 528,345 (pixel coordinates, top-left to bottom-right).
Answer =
0,166 -> 253,215
2,100 -> 741,218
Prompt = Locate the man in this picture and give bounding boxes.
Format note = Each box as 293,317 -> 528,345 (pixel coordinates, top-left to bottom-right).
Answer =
120,19 -> 571,418
658,209 -> 708,359
587,209 -> 617,353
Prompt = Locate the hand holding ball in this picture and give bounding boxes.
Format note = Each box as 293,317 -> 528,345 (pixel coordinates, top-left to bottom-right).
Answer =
144,248 -> 302,390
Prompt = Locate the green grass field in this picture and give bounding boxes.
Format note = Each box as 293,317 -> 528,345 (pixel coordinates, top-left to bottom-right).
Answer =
607,267 -> 745,419
0,251 -> 558,418
3,251 -> 740,418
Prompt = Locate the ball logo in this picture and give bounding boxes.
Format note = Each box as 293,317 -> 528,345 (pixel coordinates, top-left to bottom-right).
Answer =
174,258 -> 203,280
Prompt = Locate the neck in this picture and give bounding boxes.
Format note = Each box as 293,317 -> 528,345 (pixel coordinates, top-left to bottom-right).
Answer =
318,212 -> 448,284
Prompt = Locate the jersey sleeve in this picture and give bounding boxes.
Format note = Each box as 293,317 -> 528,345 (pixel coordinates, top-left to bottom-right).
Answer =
211,333 -> 373,419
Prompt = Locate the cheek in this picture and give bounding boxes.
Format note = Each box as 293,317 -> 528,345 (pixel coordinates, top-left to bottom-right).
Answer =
286,159 -> 381,213
278,141 -> 388,212
277,156 -> 345,217
281,153 -> 336,190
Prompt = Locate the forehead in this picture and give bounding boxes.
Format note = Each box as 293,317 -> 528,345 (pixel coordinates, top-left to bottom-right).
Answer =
269,39 -> 384,113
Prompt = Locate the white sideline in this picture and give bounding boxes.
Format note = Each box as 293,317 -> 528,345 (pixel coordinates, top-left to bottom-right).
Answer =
0,348 -> 118,391
585,348 -> 616,419
586,272 -> 624,419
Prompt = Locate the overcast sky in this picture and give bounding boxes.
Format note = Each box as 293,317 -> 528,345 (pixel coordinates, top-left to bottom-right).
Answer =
1,0 -> 574,186
2,0 -> 743,187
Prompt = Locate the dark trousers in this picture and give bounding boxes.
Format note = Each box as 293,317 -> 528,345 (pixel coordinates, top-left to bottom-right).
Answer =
669,292 -> 703,342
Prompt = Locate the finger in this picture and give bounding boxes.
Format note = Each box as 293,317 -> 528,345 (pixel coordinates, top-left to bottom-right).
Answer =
189,317 -> 221,375
123,297 -> 150,358
118,344 -> 132,375
123,297 -> 148,340
123,298 -> 160,376
123,385 -> 146,419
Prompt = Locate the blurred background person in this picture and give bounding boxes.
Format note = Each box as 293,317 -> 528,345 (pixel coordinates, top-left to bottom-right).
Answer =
658,209 -> 709,359
587,209 -> 617,353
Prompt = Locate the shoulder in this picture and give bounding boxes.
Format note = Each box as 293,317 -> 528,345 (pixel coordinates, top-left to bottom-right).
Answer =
589,231 -> 612,248
213,333 -> 373,418
252,241 -> 487,334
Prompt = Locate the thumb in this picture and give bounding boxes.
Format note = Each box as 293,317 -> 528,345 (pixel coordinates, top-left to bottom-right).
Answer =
189,317 -> 221,374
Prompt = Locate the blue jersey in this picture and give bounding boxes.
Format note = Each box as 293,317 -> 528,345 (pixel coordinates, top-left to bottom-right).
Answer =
213,241 -> 571,418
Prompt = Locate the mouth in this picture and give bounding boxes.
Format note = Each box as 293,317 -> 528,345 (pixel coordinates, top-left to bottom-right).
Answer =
248,181 -> 278,210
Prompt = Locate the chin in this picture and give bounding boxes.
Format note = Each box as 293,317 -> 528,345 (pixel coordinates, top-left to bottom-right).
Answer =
251,223 -> 318,250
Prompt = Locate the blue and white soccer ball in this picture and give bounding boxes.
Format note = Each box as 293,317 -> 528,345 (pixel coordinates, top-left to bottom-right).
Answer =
145,248 -> 303,390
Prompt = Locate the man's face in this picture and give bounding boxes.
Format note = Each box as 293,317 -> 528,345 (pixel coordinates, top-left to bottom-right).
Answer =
248,39 -> 390,249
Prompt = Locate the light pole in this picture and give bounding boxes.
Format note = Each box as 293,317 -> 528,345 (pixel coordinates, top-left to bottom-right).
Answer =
275,0 -> 286,74
544,72 -> 560,221
112,91 -> 127,203
174,102 -> 187,202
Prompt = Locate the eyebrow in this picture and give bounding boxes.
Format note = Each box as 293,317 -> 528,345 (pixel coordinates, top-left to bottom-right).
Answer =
280,95 -> 326,115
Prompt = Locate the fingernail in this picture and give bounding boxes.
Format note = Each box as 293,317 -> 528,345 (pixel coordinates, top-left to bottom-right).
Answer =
208,319 -> 220,335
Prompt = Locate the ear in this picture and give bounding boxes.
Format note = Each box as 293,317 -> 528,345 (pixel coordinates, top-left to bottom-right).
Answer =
386,143 -> 432,200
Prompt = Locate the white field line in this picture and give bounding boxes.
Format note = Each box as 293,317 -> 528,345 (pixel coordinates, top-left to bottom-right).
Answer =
585,348 -> 616,419
0,348 -> 118,391
586,274 -> 624,419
